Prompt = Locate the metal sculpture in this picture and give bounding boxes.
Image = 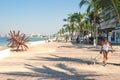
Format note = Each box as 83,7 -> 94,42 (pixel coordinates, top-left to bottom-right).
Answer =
8,30 -> 29,51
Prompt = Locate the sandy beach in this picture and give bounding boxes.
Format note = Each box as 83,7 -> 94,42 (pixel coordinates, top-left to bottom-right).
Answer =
0,41 -> 119,80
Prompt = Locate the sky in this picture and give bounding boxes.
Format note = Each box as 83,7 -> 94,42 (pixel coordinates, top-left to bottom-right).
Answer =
0,0 -> 87,36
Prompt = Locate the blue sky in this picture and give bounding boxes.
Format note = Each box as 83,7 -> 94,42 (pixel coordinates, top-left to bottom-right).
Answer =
0,0 -> 87,36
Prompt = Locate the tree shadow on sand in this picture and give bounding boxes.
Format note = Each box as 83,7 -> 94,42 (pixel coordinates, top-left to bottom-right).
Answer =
0,64 -> 102,80
57,41 -> 96,50
27,54 -> 93,65
107,63 -> 120,66
71,41 -> 97,49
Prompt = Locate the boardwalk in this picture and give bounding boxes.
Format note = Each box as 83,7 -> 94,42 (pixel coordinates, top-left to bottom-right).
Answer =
0,42 -> 119,80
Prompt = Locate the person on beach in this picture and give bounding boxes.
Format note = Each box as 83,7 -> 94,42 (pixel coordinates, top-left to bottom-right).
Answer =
76,35 -> 80,43
100,38 -> 113,66
65,35 -> 69,42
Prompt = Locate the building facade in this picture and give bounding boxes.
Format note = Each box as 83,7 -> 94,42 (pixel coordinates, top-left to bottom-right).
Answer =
99,7 -> 120,44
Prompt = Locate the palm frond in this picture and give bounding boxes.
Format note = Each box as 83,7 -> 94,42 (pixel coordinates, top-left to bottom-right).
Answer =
87,4 -> 92,13
79,0 -> 90,8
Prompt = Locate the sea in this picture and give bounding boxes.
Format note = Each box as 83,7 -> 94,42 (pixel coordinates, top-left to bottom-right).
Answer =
0,37 -> 45,46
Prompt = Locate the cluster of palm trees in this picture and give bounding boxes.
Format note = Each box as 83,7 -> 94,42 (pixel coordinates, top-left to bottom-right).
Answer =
57,0 -> 120,46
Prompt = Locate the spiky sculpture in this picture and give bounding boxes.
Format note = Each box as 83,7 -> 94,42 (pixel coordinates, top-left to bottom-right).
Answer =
8,30 -> 29,51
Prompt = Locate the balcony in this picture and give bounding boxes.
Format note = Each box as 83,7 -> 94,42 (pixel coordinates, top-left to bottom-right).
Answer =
104,9 -> 114,15
100,18 -> 116,29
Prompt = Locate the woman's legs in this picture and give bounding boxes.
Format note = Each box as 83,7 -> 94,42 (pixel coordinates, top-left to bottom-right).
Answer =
103,52 -> 108,65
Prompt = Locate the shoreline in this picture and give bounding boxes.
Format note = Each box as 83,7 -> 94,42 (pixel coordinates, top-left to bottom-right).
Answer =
0,39 -> 46,48
0,40 -> 47,59
27,40 -> 46,46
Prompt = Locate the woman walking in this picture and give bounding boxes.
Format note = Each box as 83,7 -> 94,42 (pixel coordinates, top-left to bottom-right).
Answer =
100,38 -> 113,66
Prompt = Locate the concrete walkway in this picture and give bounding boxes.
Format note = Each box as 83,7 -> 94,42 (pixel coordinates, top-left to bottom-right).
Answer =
0,42 -> 119,80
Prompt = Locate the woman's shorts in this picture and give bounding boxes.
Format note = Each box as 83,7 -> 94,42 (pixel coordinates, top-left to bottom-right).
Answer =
102,50 -> 109,53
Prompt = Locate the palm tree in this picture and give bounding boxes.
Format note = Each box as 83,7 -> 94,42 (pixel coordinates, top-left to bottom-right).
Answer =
61,28 -> 65,35
63,24 -> 71,35
74,24 -> 79,35
73,13 -> 84,39
97,0 -> 120,23
111,0 -> 120,22
97,0 -> 120,22
95,0 -> 120,23
59,28 -> 65,36
83,13 -> 96,44
88,11 -> 100,33
63,14 -> 76,40
80,0 -> 101,47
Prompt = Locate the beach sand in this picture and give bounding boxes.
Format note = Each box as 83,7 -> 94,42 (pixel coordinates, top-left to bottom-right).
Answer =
0,42 -> 119,80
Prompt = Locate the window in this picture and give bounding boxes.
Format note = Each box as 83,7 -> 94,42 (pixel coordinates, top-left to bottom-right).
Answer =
116,22 -> 120,27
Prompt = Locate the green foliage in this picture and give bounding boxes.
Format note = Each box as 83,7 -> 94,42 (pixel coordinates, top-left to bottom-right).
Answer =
111,0 -> 120,22
113,0 -> 120,11
58,0 -> 120,41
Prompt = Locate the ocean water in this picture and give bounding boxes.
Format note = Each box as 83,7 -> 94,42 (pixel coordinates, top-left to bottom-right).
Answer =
0,37 -> 45,46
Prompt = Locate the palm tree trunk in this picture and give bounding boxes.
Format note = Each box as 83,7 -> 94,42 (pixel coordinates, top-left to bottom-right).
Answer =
79,24 -> 82,43
81,27 -> 84,43
82,29 -> 84,44
87,26 -> 89,44
71,31 -> 73,40
93,11 -> 97,47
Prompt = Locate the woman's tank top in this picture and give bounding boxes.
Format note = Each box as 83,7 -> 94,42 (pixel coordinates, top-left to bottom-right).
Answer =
103,43 -> 109,51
